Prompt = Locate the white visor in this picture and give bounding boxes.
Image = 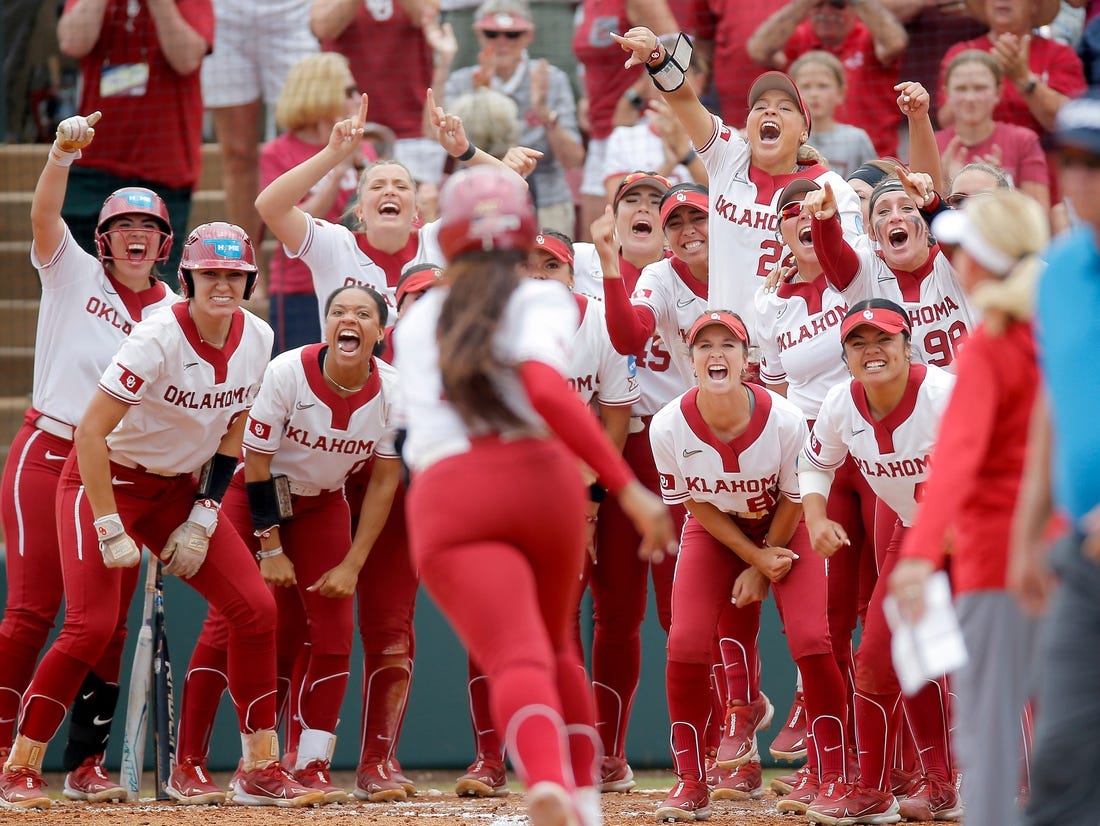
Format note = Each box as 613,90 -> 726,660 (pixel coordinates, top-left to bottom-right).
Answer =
932,208 -> 1016,277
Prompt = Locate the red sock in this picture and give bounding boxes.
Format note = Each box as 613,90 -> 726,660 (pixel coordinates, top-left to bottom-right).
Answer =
466,659 -> 502,758
359,654 -> 412,766
666,660 -> 711,781
854,689 -> 900,792
799,652 -> 848,781
177,641 -> 229,762
903,678 -> 953,781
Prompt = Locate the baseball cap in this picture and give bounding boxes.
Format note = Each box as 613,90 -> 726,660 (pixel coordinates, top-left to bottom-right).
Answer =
613,172 -> 672,209
840,305 -> 911,342
688,311 -> 750,346
777,178 -> 821,213
748,71 -> 811,133
395,263 -> 443,308
1054,89 -> 1100,157
472,0 -> 533,31
533,232 -> 574,266
659,184 -> 709,226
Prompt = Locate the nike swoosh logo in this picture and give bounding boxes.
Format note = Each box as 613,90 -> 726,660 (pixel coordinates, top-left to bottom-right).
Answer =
81,691 -> 94,701
296,401 -> 315,410
676,298 -> 695,308
822,745 -> 842,752
111,476 -> 135,486
851,428 -> 866,436
92,715 -> 113,726
45,451 -> 68,461
184,362 -> 199,369
682,449 -> 703,458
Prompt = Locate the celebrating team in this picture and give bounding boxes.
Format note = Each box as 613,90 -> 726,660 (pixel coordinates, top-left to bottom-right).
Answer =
0,17 -> 1064,826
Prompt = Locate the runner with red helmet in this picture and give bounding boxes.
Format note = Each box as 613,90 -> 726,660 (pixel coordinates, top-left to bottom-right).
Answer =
395,165 -> 675,826
0,112 -> 179,804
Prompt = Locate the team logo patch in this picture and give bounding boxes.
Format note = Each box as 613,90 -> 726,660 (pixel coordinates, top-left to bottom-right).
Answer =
203,237 -> 243,259
659,473 -> 675,490
862,309 -> 874,320
676,191 -> 687,202
719,125 -> 731,142
118,366 -> 144,394
809,432 -> 822,455
249,419 -> 272,440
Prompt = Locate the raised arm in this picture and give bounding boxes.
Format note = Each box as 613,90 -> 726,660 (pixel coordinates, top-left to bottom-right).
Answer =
745,0 -> 816,67
57,0 -> 110,58
32,112 -> 101,263
896,80 -> 944,193
805,183 -> 861,290
256,95 -> 371,253
611,28 -> 716,152
311,0 -> 359,40
591,206 -> 658,353
146,0 -> 210,76
851,0 -> 908,64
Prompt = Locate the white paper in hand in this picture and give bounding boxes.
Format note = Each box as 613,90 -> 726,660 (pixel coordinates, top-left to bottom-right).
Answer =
884,570 -> 968,696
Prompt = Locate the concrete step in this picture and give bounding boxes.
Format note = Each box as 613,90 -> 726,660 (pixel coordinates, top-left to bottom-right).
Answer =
0,190 -> 229,244
0,143 -> 226,194
0,396 -> 29,472
0,348 -> 34,397
0,243 -> 37,300
0,300 -> 39,349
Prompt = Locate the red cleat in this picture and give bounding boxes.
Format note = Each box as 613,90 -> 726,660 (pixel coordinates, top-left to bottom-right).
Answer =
715,693 -> 773,770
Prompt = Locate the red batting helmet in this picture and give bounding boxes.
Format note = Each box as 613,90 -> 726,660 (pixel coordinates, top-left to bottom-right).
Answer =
178,222 -> 259,299
94,187 -> 174,263
437,166 -> 537,261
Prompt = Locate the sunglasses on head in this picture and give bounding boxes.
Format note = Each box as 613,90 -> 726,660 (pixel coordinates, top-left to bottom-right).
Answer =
779,201 -> 804,221
620,171 -> 673,188
945,193 -> 968,209
482,30 -> 524,39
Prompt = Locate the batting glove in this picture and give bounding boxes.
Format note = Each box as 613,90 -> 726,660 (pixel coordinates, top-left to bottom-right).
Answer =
162,498 -> 219,579
51,112 -> 101,167
94,514 -> 141,568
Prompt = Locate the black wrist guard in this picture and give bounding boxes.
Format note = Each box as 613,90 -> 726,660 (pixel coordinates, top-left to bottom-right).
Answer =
588,483 -> 608,503
246,475 -> 293,534
196,453 -> 238,503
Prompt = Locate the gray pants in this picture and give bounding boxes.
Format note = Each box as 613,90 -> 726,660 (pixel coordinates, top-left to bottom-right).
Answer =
953,591 -> 1038,826
1025,532 -> 1100,825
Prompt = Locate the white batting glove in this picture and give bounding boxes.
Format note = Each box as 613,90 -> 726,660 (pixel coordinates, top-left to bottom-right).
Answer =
51,111 -> 102,166
162,498 -> 219,579
93,514 -> 141,568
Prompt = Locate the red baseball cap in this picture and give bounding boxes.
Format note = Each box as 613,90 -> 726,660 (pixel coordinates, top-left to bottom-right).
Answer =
660,186 -> 709,226
840,305 -> 911,342
613,172 -> 672,209
533,232 -> 574,266
688,311 -> 750,346
395,264 -> 443,308
748,70 -> 811,134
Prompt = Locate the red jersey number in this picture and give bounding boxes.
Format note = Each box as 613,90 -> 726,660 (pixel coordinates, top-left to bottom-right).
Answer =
756,239 -> 784,278
922,320 -> 968,367
635,337 -> 671,372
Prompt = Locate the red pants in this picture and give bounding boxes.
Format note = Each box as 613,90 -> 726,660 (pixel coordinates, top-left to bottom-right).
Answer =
408,436 -> 595,790
19,455 -> 278,744
0,421 -> 129,746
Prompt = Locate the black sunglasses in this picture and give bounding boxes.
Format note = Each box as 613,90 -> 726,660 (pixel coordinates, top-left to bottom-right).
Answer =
482,30 -> 524,39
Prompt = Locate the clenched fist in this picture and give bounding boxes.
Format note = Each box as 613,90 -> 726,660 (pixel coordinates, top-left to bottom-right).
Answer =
56,111 -> 102,153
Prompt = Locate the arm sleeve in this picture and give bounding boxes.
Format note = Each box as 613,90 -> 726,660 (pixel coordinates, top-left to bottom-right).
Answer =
602,269 -> 658,356
519,361 -> 633,494
900,340 -> 999,566
812,214 -> 861,291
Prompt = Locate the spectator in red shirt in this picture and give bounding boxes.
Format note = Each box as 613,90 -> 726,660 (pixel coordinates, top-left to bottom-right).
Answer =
56,0 -> 214,290
936,49 -> 1049,210
747,0 -> 909,157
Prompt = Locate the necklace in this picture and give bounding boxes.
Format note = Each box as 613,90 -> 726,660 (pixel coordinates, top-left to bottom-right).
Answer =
323,353 -> 366,394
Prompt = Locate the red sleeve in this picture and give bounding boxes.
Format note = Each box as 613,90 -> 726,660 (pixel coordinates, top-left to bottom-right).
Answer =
259,140 -> 284,191
784,24 -> 816,61
1044,41 -> 1087,97
900,337 -> 999,566
602,272 -> 658,356
1015,128 -> 1050,187
811,214 -> 860,290
519,361 -> 634,494
180,0 -> 215,48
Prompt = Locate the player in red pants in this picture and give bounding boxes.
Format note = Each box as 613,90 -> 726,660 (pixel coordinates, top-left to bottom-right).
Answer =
0,112 -> 178,804
396,165 -> 675,826
0,223 -> 325,809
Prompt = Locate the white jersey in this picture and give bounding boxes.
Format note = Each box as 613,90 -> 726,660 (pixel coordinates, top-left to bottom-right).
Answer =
650,384 -> 806,517
30,227 -> 181,426
696,114 -> 862,340
753,275 -> 851,421
569,294 -> 638,408
631,256 -> 709,396
242,344 -> 400,491
395,278 -> 577,472
832,245 -> 976,370
572,243 -> 605,300
404,219 -> 444,271
99,304 -> 273,475
801,364 -> 955,526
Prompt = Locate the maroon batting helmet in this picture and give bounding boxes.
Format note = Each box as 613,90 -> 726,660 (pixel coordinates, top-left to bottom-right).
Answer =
437,166 -> 537,261
94,187 -> 173,263
178,222 -> 259,299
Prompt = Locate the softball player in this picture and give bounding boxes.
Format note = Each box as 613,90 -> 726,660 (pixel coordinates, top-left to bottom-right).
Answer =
170,285 -> 400,805
0,223 -> 328,808
806,173 -> 977,370
609,29 -> 862,340
798,299 -> 960,825
0,112 -> 179,804
455,230 -> 640,797
649,310 -> 848,822
395,165 -> 675,826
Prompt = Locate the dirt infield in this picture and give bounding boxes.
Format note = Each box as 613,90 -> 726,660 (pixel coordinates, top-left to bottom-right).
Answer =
23,769 -> 943,826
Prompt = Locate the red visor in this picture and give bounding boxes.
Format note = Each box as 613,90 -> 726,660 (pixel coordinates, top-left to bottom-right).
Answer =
534,233 -> 574,266
840,307 -> 911,341
660,189 -> 709,226
688,311 -> 750,345
396,267 -> 443,307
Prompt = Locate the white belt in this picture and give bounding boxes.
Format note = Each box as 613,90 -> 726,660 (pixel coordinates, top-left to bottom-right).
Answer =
107,451 -> 181,478
288,481 -> 339,497
731,510 -> 769,521
34,414 -> 74,442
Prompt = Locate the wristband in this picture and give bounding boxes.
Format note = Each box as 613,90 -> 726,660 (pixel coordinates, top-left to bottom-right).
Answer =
454,143 -> 477,162
588,483 -> 607,503
49,142 -> 82,168
646,33 -> 693,93
246,475 -> 293,534
255,546 -> 284,560
196,453 -> 238,503
679,149 -> 697,166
